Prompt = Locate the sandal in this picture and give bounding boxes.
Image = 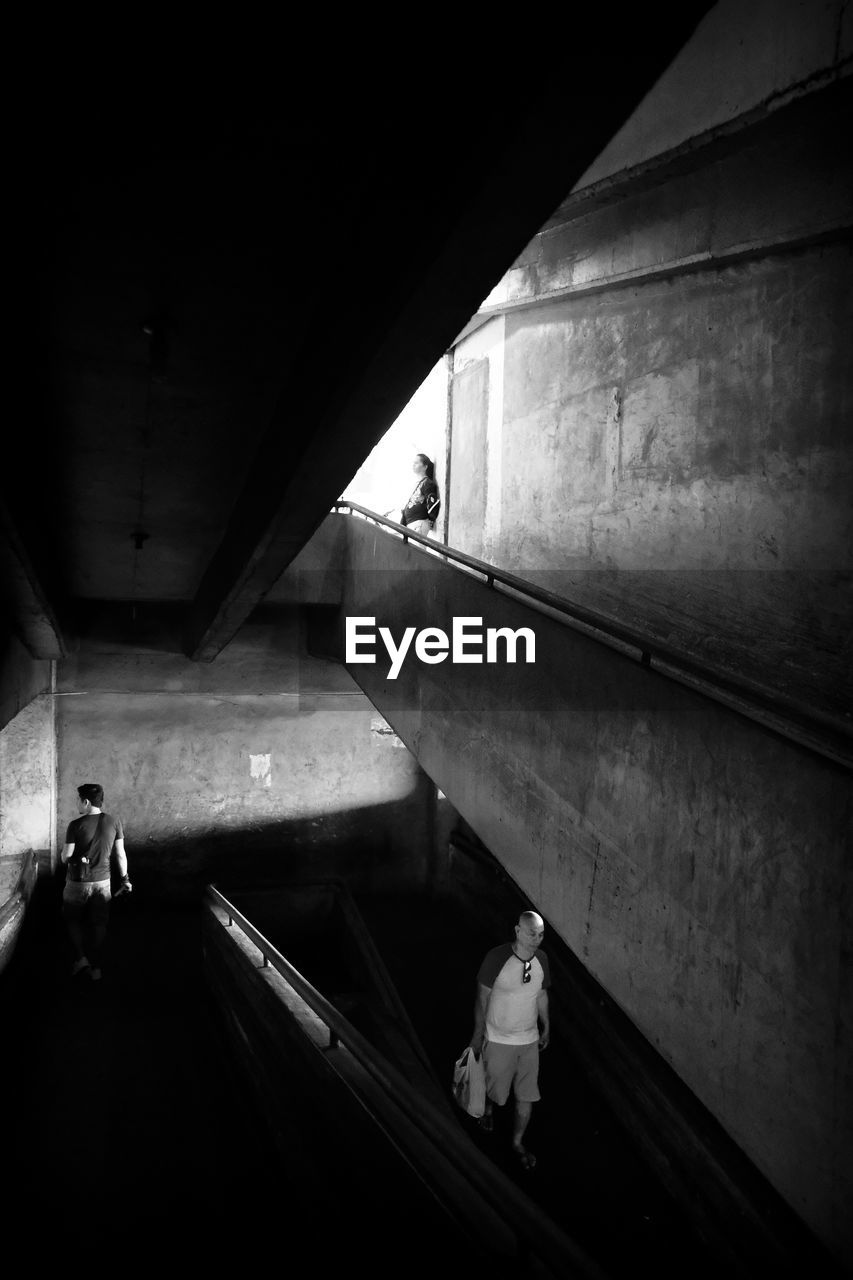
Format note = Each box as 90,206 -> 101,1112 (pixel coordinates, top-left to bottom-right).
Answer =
514,1147 -> 536,1171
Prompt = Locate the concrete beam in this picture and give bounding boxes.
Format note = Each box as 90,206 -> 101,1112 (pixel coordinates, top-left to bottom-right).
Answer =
0,497 -> 65,659
0,629 -> 52,733
183,14 -> 713,661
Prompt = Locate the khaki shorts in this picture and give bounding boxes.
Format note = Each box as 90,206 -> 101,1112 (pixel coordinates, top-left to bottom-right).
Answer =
483,1040 -> 540,1105
63,879 -> 111,926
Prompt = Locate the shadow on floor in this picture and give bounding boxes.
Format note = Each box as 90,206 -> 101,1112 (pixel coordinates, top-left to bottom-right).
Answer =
0,878 -> 352,1266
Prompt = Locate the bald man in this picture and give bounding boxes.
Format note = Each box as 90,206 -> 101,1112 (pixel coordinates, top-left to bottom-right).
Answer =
470,910 -> 550,1170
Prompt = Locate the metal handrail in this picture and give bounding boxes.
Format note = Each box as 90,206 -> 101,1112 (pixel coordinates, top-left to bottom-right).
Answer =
0,850 -> 38,933
205,883 -> 605,1279
332,500 -> 852,768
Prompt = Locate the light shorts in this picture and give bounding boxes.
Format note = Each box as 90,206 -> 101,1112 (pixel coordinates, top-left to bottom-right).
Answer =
405,518 -> 433,537
63,879 -> 111,926
483,1039 -> 541,1105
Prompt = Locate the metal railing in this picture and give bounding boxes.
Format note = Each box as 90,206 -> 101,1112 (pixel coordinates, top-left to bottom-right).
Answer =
0,850 -> 38,933
205,883 -> 605,1279
332,500 -> 851,769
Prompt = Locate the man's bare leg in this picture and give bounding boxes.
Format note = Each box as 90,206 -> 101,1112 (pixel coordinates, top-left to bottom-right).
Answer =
512,1099 -> 536,1168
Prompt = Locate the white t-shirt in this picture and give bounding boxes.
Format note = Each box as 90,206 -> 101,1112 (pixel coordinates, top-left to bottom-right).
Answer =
478,944 -> 550,1045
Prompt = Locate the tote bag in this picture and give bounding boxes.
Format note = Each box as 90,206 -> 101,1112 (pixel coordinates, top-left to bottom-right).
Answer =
452,1046 -> 486,1118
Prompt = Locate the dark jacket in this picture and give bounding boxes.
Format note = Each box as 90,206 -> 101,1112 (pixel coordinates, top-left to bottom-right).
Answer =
401,477 -> 440,526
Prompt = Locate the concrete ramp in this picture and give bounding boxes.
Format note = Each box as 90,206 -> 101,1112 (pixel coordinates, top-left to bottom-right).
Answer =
323,510 -> 849,1273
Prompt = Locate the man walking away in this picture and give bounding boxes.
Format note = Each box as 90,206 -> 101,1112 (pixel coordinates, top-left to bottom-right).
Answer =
60,782 -> 132,981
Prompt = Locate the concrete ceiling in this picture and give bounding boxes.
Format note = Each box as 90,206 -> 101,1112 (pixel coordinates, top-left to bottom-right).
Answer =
2,16 -> 712,663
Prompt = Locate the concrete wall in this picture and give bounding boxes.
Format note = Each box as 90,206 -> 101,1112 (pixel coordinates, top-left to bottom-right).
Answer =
448,321 -> 499,562
451,72 -> 852,720
572,0 -> 852,191
336,513 -> 852,1265
56,612 -> 440,899
0,635 -> 55,974
0,692 -> 55,904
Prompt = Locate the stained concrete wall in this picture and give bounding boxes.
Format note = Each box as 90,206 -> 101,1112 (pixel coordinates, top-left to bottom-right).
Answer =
452,73 -> 853,721
56,613 -> 440,899
0,692 -> 55,903
0,634 -> 55,974
335,513 -> 852,1265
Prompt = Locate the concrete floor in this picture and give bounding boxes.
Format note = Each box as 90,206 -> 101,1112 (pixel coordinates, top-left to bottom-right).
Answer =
1,882 -> 326,1267
1,882 -> 516,1275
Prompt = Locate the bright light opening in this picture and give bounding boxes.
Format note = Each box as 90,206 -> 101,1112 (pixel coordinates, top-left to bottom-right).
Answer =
341,359 -> 447,521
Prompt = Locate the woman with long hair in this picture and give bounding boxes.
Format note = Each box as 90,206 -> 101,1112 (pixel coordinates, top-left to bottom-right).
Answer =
399,453 -> 441,536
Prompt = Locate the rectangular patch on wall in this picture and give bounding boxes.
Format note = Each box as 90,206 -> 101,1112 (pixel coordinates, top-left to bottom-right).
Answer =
249,752 -> 272,787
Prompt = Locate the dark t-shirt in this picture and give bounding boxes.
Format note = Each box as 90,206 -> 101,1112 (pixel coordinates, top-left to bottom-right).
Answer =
65,812 -> 124,882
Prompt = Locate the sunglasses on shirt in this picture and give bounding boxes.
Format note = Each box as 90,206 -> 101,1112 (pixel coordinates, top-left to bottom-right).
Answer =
522,959 -> 532,984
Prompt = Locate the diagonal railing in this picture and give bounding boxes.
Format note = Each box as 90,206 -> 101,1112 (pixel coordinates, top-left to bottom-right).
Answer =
332,500 -> 852,770
205,883 -> 607,1279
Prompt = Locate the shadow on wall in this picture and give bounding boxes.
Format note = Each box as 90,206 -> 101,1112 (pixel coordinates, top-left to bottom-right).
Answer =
105,798 -> 436,904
